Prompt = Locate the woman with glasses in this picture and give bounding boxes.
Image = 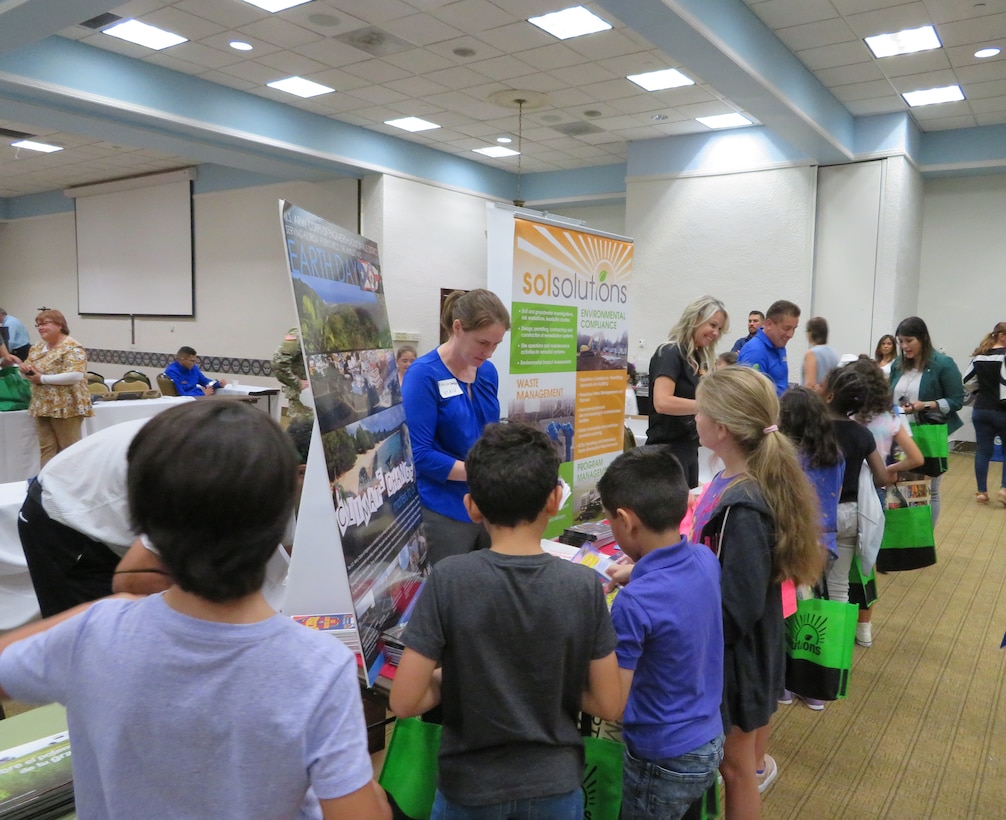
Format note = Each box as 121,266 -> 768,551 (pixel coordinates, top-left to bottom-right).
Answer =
888,316 -> 964,525
18,308 -> 92,466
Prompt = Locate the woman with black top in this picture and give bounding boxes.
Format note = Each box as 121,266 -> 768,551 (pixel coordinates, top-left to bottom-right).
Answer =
963,322 -> 1006,505
646,296 -> 728,487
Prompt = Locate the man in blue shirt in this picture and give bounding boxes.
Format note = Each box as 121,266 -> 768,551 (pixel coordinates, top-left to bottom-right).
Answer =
0,307 -> 31,361
737,300 -> 800,396
164,346 -> 227,397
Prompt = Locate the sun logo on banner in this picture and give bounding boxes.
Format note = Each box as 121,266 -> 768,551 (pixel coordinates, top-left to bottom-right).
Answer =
787,612 -> 828,656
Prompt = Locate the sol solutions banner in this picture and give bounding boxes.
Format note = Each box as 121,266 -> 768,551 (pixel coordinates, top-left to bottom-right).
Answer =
487,206 -> 633,537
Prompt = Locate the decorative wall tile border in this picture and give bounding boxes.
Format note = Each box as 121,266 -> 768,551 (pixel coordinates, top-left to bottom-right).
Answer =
88,349 -> 273,377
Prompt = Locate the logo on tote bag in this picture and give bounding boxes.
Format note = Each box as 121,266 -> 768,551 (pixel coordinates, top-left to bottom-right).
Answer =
787,611 -> 827,656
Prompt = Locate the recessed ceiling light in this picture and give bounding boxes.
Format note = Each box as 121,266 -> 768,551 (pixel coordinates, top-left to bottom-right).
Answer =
384,117 -> 440,133
229,41 -> 253,51
240,0 -> 313,12
474,146 -> 520,158
902,84 -> 965,107
453,47 -> 476,58
496,136 -> 512,143
527,6 -> 611,40
696,113 -> 752,129
11,139 -> 63,153
266,76 -> 334,98
102,19 -> 187,50
651,113 -> 668,121
975,46 -> 1001,59
627,68 -> 694,91
865,25 -> 941,59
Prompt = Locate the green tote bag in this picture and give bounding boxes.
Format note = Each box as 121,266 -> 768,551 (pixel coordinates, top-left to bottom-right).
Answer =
0,366 -> 31,412
379,717 -> 441,820
909,422 -> 949,478
875,504 -> 936,572
785,597 -> 859,701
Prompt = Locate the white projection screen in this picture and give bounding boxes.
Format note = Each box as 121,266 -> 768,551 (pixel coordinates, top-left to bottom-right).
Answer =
72,168 -> 196,316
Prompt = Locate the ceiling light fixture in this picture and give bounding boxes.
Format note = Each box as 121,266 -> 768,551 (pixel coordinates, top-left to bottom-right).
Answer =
474,146 -> 520,159
902,85 -> 965,107
385,117 -> 440,133
266,76 -> 334,98
528,6 -> 611,40
975,46 -> 1001,58
229,41 -> 254,51
496,137 -> 512,143
240,0 -> 313,12
11,140 -> 63,153
865,25 -> 941,59
696,113 -> 752,129
102,19 -> 187,50
627,68 -> 694,91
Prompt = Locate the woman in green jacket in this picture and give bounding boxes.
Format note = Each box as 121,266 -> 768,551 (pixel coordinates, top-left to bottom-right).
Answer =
889,316 -> 965,525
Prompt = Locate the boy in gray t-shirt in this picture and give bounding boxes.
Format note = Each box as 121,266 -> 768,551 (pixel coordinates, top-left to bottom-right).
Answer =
391,422 -> 621,818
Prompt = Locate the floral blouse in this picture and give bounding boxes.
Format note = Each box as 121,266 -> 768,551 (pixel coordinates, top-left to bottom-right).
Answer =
26,337 -> 93,419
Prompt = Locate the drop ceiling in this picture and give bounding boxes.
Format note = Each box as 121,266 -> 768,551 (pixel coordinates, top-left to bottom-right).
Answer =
0,0 -> 1004,198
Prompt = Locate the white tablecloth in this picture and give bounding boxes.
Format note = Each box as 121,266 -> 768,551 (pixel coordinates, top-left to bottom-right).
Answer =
0,396 -> 195,483
0,481 -> 40,629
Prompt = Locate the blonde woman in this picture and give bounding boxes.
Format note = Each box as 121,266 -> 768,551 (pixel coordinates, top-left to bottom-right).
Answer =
18,308 -> 93,466
646,296 -> 728,487
688,366 -> 824,817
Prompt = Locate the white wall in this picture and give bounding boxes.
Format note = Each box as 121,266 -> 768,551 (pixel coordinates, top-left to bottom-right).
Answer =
549,203 -> 626,238
363,174 -> 497,355
625,166 -> 818,381
0,178 -> 359,387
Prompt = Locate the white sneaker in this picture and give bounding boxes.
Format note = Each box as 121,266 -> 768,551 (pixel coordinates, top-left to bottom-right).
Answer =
856,622 -> 873,648
756,754 -> 778,793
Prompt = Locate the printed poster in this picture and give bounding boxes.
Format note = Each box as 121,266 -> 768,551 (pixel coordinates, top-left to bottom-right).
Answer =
501,215 -> 633,537
281,201 -> 429,684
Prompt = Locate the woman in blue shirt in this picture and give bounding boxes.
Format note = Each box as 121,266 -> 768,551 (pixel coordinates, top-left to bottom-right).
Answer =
402,289 -> 510,564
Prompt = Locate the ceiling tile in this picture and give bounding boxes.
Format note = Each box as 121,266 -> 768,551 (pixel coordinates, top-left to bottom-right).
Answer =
797,40 -> 873,70
384,74 -> 448,97
564,28 -> 647,61
830,79 -> 896,101
255,50 -> 332,76
842,2 -> 931,38
549,62 -> 617,86
380,46 -> 454,74
875,50 -> 952,79
328,0 -> 416,24
433,0 -> 514,35
382,13 -> 465,46
340,58 -> 413,83
468,54 -> 536,81
889,69 -> 959,92
173,0 -> 264,28
474,21 -> 553,53
143,7 -> 227,40
745,0 -> 840,30
423,64 -> 494,89
775,18 -> 858,52
516,43 -> 587,71
938,13 -> 1006,47
815,61 -> 885,86
236,17 -> 323,49
844,96 -> 905,115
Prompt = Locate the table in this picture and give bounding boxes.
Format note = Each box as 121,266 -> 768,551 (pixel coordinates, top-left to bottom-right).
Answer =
0,481 -> 40,630
0,397 -> 195,483
217,384 -> 281,421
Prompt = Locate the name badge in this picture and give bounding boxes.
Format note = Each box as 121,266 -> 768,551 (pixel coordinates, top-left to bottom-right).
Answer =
438,378 -> 463,398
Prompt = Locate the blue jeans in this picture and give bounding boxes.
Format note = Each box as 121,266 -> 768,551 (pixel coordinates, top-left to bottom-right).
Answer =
620,736 -> 724,820
972,407 -> 1006,493
430,788 -> 582,820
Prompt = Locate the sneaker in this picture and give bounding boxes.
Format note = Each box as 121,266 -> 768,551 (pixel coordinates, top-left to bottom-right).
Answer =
756,754 -> 778,793
856,622 -> 873,648
778,689 -> 793,706
795,693 -> 825,711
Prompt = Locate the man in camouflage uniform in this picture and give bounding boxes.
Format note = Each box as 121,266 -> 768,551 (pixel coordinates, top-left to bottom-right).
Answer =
272,327 -> 313,423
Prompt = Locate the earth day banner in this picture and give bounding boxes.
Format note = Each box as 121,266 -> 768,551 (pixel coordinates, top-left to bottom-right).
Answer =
487,206 -> 633,538
279,201 -> 429,685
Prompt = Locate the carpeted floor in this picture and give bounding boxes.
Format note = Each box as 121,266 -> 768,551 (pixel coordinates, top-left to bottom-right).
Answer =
762,452 -> 1006,819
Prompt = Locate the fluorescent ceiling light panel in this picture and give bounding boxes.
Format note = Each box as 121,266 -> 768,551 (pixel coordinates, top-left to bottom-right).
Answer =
266,76 -> 334,98
975,47 -> 1001,59
11,140 -> 63,153
102,19 -> 187,50
229,41 -> 254,51
527,6 -> 611,40
696,113 -> 752,129
384,117 -> 440,133
627,68 -> 694,91
240,0 -> 313,12
865,25 -> 941,59
474,146 -> 520,158
902,85 -> 964,107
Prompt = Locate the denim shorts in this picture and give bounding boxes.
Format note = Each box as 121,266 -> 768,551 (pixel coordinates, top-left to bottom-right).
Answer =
620,735 -> 724,820
430,787 -> 582,820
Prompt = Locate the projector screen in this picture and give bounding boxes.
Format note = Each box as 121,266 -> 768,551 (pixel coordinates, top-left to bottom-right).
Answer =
74,170 -> 195,316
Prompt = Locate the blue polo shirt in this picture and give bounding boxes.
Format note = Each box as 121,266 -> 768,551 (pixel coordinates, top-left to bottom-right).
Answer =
737,328 -> 789,395
611,537 -> 723,760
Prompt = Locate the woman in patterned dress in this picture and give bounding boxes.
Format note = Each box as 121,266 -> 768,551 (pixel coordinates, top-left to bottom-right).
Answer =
18,308 -> 92,467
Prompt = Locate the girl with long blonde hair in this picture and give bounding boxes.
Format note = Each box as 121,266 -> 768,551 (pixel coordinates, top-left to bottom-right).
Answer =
688,366 -> 823,819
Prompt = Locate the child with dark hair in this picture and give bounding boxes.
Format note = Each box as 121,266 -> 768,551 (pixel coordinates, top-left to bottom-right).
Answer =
597,447 -> 724,820
821,367 -> 889,605
164,345 -> 226,396
0,401 -> 389,819
391,422 -> 621,820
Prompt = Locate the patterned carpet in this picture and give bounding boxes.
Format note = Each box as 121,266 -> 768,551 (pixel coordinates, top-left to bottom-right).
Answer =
763,452 -> 1006,819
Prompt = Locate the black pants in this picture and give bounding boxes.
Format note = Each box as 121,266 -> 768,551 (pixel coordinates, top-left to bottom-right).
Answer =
18,481 -> 120,617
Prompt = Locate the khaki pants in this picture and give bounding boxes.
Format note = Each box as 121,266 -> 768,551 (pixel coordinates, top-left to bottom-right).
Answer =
35,416 -> 84,468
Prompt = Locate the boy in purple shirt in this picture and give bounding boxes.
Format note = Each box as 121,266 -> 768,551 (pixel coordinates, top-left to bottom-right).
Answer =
599,446 -> 725,820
